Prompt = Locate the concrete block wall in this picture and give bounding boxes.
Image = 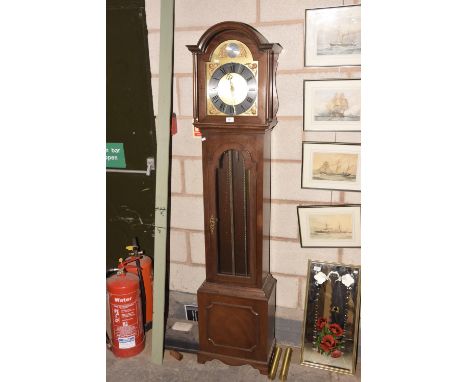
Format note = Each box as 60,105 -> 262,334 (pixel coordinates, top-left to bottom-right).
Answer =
145,0 -> 361,319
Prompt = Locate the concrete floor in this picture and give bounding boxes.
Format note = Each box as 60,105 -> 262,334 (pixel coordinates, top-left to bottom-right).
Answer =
107,335 -> 361,382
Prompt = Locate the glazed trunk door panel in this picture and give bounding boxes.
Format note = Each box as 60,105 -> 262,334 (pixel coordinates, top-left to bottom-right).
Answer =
216,150 -> 249,276
207,148 -> 257,285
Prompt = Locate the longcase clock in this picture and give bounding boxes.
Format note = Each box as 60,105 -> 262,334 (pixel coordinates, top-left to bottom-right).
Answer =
187,21 -> 282,375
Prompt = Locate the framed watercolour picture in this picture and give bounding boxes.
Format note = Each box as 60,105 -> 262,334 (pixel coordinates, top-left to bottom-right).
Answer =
303,80 -> 360,132
297,205 -> 360,248
305,5 -> 361,67
302,143 -> 360,191
301,260 -> 360,374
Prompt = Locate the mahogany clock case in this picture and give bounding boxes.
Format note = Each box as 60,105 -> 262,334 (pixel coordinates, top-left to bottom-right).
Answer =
187,22 -> 282,375
187,21 -> 282,130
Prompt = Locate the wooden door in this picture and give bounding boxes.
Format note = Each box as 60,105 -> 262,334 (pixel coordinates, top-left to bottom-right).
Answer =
203,141 -> 258,287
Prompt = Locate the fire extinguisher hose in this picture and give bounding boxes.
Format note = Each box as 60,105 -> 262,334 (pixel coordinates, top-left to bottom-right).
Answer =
106,332 -> 112,349
134,257 -> 147,332
106,268 -> 117,350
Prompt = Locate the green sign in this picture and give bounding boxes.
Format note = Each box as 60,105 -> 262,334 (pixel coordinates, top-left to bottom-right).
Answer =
106,142 -> 126,168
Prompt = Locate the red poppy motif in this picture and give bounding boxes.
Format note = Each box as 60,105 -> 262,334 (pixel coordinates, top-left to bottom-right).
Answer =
329,323 -> 344,336
319,334 -> 336,352
314,318 -> 345,357
316,317 -> 328,330
331,350 -> 343,358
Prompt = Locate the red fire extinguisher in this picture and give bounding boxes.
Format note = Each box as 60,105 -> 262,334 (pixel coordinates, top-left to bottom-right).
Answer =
106,258 -> 145,357
124,241 -> 153,330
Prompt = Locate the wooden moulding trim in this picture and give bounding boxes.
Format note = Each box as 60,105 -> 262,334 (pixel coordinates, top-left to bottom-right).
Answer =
187,21 -> 277,54
198,351 -> 270,372
175,113 -> 294,119
207,338 -> 257,353
195,120 -> 277,130
199,273 -> 276,300
175,112 -> 362,121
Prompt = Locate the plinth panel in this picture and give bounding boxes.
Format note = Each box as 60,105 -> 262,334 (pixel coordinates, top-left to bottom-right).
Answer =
206,302 -> 259,352
197,277 -> 276,375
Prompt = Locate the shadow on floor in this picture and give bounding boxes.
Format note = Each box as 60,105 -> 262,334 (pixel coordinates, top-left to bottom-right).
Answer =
107,331 -> 361,382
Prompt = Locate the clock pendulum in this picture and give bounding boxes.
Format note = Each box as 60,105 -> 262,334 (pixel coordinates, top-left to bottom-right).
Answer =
187,22 -> 282,375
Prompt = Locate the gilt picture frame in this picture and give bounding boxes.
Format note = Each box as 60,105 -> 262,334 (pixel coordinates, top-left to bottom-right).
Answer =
302,142 -> 361,191
297,205 -> 361,248
303,79 -> 361,132
305,5 -> 361,67
301,260 -> 360,374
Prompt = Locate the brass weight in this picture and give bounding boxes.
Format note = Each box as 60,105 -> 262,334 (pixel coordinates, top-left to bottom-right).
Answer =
268,346 -> 282,380
279,347 -> 292,381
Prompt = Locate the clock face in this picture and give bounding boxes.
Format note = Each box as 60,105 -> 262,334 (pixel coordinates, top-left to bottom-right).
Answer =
208,63 -> 257,116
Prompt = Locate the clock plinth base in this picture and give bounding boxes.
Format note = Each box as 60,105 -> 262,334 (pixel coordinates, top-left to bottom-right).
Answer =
197,275 -> 276,375
197,349 -> 273,375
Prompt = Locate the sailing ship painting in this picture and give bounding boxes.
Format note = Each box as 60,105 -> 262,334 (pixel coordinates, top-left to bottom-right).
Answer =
309,214 -> 353,240
312,152 -> 358,182
313,89 -> 360,122
305,6 -> 361,66
316,12 -> 361,56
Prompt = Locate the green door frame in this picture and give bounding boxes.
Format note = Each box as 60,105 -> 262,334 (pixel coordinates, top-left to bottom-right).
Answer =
151,0 -> 174,365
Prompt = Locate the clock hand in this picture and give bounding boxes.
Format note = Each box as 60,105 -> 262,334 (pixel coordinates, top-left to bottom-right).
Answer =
229,78 -> 235,104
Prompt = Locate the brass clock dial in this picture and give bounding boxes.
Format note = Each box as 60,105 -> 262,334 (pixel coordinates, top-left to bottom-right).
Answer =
208,63 -> 257,116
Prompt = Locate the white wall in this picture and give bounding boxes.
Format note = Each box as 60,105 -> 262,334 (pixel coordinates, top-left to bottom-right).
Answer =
145,0 -> 361,317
